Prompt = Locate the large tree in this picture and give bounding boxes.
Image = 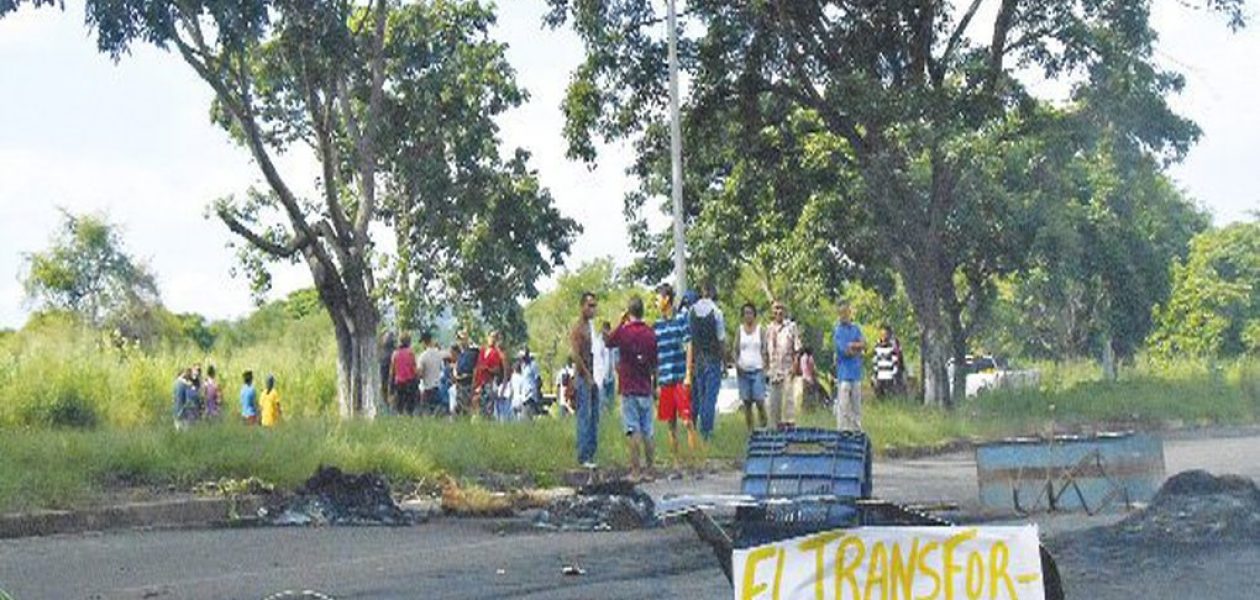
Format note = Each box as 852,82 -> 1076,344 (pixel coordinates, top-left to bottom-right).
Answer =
4,0 -> 577,417
545,0 -> 1243,406
22,211 -> 161,339
1149,221 -> 1260,358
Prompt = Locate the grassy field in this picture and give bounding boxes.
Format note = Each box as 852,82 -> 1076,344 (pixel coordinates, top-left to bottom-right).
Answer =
1,319 -> 1257,513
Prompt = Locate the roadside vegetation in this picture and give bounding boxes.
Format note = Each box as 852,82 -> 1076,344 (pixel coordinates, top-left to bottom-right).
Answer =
1,308 -> 1255,513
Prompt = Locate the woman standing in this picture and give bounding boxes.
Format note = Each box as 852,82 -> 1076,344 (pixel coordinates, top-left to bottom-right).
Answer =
202,365 -> 222,419
473,331 -> 506,418
734,303 -> 768,431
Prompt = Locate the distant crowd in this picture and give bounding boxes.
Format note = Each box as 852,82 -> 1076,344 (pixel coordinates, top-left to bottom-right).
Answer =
172,364 -> 281,429
379,329 -> 547,421
171,281 -> 910,481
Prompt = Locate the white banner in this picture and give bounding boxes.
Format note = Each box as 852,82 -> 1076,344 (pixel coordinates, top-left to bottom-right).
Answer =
733,526 -> 1044,600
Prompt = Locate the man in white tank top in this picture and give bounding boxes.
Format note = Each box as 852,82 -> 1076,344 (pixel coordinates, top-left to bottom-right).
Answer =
734,302 -> 768,431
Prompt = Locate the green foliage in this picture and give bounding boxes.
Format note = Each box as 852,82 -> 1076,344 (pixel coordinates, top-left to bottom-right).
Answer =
21,211 -> 162,340
19,389 -> 99,430
546,0 -> 1244,405
1,357 -> 1255,512
1150,222 -> 1260,358
8,0 -> 579,415
0,308 -> 338,429
978,156 -> 1208,361
523,259 -> 650,386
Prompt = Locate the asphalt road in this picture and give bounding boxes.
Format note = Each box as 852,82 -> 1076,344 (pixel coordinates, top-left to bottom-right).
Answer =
4,427 -> 1260,599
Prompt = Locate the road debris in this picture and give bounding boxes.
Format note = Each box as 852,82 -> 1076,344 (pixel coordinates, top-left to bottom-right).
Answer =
534,480 -> 656,531
260,466 -> 416,526
1110,470 -> 1260,543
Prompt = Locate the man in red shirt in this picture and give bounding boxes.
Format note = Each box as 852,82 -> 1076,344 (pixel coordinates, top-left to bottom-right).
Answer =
473,330 -> 506,417
605,295 -> 659,481
390,333 -> 419,416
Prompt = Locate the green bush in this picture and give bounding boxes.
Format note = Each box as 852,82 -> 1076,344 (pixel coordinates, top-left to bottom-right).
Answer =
20,389 -> 99,429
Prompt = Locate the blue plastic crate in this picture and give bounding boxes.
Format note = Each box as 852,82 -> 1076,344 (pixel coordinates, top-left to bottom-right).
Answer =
740,428 -> 873,500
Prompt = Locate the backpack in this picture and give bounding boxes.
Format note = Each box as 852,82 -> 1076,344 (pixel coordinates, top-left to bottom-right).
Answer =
691,310 -> 721,360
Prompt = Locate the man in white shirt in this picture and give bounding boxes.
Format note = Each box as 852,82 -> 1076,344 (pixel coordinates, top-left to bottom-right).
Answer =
418,331 -> 446,415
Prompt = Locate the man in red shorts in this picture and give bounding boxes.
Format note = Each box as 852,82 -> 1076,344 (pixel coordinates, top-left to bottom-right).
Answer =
654,283 -> 697,465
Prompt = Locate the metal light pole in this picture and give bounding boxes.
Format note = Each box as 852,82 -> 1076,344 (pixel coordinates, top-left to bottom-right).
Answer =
667,0 -> 687,296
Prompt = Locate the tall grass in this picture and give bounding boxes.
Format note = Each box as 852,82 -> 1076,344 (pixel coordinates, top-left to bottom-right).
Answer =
0,317 -> 337,428
1,318 -> 1257,513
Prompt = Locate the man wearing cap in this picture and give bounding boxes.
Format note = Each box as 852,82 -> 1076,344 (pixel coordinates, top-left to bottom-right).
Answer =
687,282 -> 726,441
654,283 -> 697,463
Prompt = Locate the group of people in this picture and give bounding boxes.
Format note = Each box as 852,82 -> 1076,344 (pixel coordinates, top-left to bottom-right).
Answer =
172,364 -> 280,429
563,282 -> 881,479
381,330 -> 545,421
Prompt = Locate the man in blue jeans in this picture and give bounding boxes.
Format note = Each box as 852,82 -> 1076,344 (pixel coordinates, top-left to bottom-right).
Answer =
687,283 -> 726,441
569,291 -> 601,468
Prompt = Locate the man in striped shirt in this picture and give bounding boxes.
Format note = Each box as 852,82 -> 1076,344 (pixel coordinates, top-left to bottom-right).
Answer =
654,283 -> 697,463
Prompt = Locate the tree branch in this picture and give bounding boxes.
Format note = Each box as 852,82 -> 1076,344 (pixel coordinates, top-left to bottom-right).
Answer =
985,0 -> 1019,94
352,0 -> 388,242
936,0 -> 985,84
217,208 -> 310,258
169,26 -> 315,245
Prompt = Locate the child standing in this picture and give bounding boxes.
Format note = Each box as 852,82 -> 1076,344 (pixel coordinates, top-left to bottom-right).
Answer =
260,374 -> 282,427
240,370 -> 259,425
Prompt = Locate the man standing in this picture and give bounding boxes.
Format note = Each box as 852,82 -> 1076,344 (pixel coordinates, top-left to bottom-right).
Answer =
832,303 -> 867,430
418,331 -> 445,415
379,331 -> 396,413
765,300 -> 802,428
687,282 -> 726,441
569,292 -> 601,468
390,333 -> 419,416
606,296 -> 659,481
653,283 -> 696,463
519,349 -> 542,416
453,331 -> 479,416
172,367 -> 194,430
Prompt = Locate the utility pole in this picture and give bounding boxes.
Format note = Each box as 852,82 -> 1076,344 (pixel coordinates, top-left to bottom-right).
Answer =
667,0 -> 687,295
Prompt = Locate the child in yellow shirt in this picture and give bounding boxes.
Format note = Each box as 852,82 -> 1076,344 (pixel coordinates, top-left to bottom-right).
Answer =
260,374 -> 282,427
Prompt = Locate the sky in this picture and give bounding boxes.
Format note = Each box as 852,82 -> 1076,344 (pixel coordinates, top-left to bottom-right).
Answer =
1,1 -> 1257,330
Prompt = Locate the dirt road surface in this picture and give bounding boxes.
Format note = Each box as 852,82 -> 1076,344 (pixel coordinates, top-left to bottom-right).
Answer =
2,427 -> 1259,599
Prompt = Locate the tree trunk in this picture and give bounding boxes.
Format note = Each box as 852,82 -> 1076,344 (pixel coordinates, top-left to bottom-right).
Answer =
920,323 -> 953,407
899,251 -> 957,408
332,305 -> 382,419
1101,334 -> 1117,381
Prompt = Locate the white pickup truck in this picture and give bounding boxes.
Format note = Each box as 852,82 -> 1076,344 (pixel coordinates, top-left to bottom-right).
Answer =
949,355 -> 1041,398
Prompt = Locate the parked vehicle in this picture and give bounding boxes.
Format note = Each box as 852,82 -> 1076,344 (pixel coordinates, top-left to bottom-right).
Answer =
948,354 -> 1041,398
